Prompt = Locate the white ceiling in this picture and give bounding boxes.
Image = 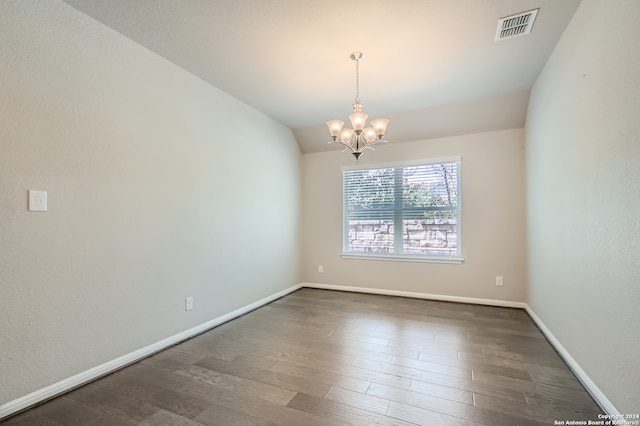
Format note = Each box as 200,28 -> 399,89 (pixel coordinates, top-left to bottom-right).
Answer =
62,0 -> 581,153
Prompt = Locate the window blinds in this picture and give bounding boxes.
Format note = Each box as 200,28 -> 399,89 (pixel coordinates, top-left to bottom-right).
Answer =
343,160 -> 460,258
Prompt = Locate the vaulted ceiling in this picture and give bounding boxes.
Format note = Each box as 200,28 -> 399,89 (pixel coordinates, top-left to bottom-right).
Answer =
62,0 -> 581,153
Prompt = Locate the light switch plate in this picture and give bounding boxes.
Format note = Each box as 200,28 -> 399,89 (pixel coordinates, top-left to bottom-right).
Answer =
28,190 -> 48,212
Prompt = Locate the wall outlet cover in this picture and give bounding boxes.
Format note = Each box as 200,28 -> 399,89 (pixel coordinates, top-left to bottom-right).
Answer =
28,190 -> 48,212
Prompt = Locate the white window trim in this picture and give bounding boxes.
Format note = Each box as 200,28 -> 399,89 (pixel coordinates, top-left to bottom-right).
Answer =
342,156 -> 463,263
342,156 -> 462,172
340,253 -> 464,264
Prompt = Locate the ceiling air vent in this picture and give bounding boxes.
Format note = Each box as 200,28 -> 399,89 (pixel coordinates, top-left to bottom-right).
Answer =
495,9 -> 539,41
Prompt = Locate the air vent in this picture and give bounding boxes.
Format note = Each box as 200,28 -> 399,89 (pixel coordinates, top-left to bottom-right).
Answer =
495,9 -> 539,41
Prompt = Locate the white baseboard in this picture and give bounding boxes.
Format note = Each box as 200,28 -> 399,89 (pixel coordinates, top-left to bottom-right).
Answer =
524,306 -> 620,420
301,282 -> 527,309
0,283 -> 302,420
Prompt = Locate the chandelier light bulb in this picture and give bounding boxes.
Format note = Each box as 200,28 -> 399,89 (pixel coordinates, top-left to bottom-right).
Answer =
326,120 -> 344,141
340,127 -> 354,144
349,112 -> 368,133
363,127 -> 377,143
370,118 -> 389,139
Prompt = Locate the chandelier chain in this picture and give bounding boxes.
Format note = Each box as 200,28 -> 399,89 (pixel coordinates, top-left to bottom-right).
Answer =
354,59 -> 360,104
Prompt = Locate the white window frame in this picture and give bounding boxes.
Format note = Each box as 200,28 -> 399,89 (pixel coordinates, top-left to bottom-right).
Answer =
341,157 -> 463,264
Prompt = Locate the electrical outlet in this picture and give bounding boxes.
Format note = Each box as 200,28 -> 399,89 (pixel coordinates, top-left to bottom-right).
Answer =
318,265 -> 324,273
185,296 -> 194,311
496,276 -> 504,287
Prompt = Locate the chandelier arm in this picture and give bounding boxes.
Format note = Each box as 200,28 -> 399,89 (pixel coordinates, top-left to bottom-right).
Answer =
329,140 -> 352,152
342,143 -> 356,154
329,137 -> 357,153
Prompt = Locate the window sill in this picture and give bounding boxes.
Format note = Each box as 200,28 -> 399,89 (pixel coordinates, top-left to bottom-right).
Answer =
340,253 -> 464,264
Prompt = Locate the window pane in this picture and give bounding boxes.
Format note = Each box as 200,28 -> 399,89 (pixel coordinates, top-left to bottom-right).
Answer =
403,212 -> 458,256
344,168 -> 394,210
347,210 -> 394,253
403,163 -> 458,208
344,167 -> 395,253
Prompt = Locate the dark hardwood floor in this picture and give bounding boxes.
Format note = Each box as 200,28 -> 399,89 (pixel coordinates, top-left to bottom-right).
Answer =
2,288 -> 603,425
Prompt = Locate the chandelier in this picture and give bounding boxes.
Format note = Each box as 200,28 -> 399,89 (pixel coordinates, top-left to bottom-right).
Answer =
326,52 -> 389,161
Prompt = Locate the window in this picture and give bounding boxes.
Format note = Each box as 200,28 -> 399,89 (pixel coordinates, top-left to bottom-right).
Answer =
342,158 -> 461,262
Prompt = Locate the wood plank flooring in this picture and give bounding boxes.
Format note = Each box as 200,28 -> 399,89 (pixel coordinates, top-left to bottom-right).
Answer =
2,289 -> 603,425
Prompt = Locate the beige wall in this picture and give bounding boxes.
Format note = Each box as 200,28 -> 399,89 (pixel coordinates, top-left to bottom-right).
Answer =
0,1 -> 301,405
526,0 -> 640,413
5,0 -> 637,416
302,129 -> 527,303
